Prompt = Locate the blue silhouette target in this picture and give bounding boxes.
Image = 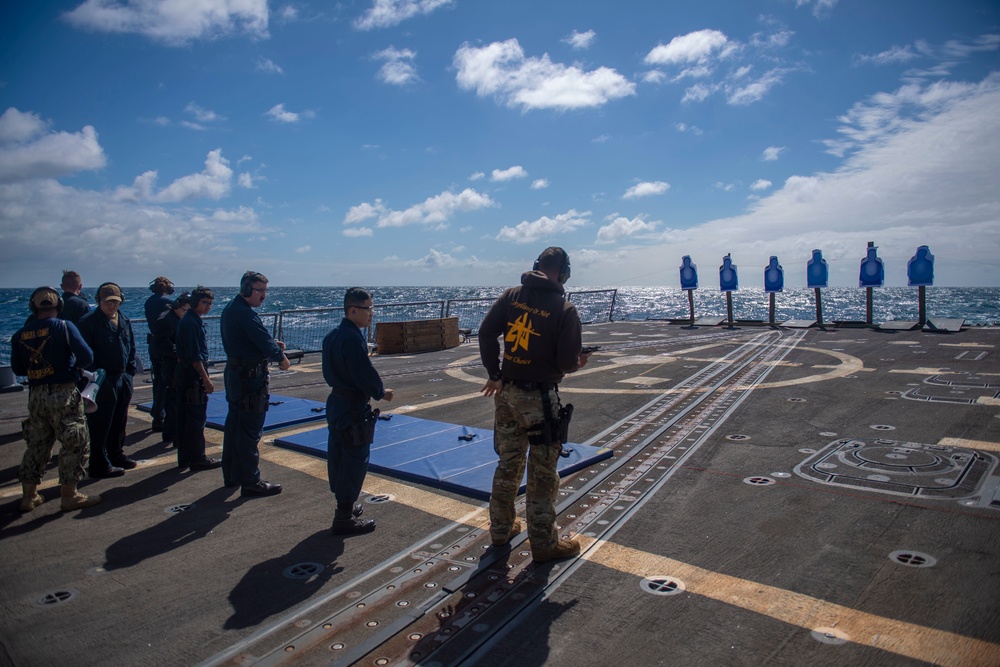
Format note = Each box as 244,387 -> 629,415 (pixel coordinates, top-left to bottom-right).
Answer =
764,256 -> 784,293
679,256 -> 698,290
719,254 -> 738,292
859,245 -> 885,288
907,245 -> 934,287
807,249 -> 828,288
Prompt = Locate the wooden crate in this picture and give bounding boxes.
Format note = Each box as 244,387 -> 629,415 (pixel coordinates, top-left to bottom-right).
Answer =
375,317 -> 461,354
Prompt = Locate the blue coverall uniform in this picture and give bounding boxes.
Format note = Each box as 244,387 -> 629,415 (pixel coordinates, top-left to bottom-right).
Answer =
175,309 -> 212,468
322,318 -> 386,510
77,308 -> 136,474
219,296 -> 284,486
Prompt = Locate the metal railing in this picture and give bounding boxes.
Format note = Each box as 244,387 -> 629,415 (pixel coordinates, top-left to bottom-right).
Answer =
1,290 -> 618,371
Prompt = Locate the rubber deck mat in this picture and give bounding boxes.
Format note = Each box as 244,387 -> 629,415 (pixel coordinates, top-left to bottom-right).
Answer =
137,392 -> 327,431
273,414 -> 613,500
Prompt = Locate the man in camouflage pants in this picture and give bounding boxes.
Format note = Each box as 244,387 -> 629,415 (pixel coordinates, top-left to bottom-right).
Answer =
479,247 -> 591,562
11,287 -> 102,512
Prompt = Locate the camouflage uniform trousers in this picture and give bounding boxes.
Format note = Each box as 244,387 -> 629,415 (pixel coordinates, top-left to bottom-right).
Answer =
489,383 -> 562,552
18,383 -> 90,485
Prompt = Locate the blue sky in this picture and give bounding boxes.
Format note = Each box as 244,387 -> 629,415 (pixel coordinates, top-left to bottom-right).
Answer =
1,0 -> 998,288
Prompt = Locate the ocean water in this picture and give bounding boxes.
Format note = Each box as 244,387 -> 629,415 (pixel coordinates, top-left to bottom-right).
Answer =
2,285 -> 998,366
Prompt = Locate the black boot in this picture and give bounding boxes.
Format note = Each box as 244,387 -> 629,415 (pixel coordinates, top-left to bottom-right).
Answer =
331,508 -> 375,535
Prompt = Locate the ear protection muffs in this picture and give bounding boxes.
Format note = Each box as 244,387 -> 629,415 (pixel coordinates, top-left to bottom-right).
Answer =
29,287 -> 63,316
240,271 -> 255,297
534,248 -> 571,285
96,282 -> 124,303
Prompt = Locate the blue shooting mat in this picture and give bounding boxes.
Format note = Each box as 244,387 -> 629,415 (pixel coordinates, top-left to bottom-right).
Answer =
273,414 -> 614,500
137,392 -> 327,431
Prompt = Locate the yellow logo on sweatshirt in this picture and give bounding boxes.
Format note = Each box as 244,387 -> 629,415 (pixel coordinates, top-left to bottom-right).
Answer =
505,312 -> 539,353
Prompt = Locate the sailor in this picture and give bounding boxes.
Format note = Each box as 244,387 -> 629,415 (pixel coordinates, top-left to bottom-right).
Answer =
59,270 -> 91,324
11,287 -> 101,512
144,276 -> 175,434
322,287 -> 394,535
220,271 -> 290,496
151,292 -> 190,447
77,282 -> 137,478
479,247 -> 591,562
174,287 -> 222,471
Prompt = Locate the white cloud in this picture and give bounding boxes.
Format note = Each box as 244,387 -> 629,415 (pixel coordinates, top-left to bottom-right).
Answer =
762,146 -> 785,161
0,108 -> 48,142
354,0 -> 454,30
185,102 -> 222,123
750,179 -> 772,191
623,181 -> 670,199
344,188 -> 496,229
238,172 -> 254,188
855,45 -> 920,67
0,112 -> 106,183
597,215 -> 659,244
153,148 -> 233,202
256,57 -> 284,74
453,38 -> 636,111
496,209 -> 590,244
715,181 -> 735,192
795,0 -> 839,19
675,122 -> 703,135
295,245 -> 311,253
469,171 -> 485,181
402,248 -> 469,269
682,83 -> 715,103
374,46 -> 419,85
644,29 -> 730,66
727,68 -> 789,105
491,165 -> 527,182
343,226 -> 374,238
563,29 -> 596,50
531,179 -> 549,190
63,0 -> 269,44
266,103 -> 314,123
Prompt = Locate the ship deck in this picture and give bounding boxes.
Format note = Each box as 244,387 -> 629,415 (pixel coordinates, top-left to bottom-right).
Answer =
1,321 -> 999,666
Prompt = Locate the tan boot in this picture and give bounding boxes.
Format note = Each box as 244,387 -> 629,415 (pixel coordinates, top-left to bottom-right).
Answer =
531,537 -> 581,563
19,483 -> 44,513
60,484 -> 101,512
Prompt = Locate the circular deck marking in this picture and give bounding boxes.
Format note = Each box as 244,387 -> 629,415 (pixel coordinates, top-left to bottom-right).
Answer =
640,576 -> 686,596
870,424 -> 896,431
725,434 -> 750,441
165,503 -> 196,514
367,494 -> 395,504
787,397 -> 806,403
283,562 -> 324,580
744,476 -> 775,486
35,589 -> 79,607
889,550 -> 937,568
811,627 -> 849,645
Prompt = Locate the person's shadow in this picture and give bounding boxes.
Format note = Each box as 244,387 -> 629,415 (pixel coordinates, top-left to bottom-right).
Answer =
225,530 -> 344,629
103,485 -> 241,570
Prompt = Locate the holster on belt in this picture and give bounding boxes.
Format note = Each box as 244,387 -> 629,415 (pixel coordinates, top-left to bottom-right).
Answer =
349,407 -> 380,447
526,385 -> 573,447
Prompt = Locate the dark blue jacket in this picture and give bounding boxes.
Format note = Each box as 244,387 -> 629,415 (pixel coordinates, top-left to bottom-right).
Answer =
151,309 -> 182,361
77,309 -> 136,377
144,293 -> 173,333
322,318 -> 385,430
11,317 -> 93,386
177,310 -> 209,365
60,292 -> 91,324
220,295 -> 283,398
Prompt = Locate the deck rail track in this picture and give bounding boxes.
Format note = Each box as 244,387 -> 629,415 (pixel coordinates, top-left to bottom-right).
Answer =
200,329 -> 804,667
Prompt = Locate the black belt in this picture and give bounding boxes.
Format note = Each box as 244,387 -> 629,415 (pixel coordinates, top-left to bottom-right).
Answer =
506,379 -> 557,392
